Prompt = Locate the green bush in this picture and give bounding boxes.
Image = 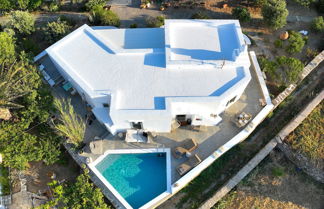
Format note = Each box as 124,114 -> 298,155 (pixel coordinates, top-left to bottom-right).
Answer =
191,12 -> 210,19
311,16 -> 324,32
272,166 -> 285,177
286,31 -> 306,54
90,6 -> 120,27
262,0 -> 288,30
6,11 -> 35,35
232,7 -> 251,22
85,0 -> 107,11
0,0 -> 42,10
293,0 -> 316,7
276,56 -> 304,83
258,56 -> 278,80
48,2 -> 59,12
274,39 -> 283,48
129,23 -> 137,28
0,31 -> 15,63
42,19 -> 72,44
146,16 -> 165,28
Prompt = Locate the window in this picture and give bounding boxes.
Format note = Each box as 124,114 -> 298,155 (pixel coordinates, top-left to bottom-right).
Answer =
176,115 -> 186,122
130,122 -> 143,129
226,96 -> 237,106
103,103 -> 109,108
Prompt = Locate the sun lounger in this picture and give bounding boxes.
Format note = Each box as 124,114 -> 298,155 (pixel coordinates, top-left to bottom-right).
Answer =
177,154 -> 202,176
173,138 -> 198,159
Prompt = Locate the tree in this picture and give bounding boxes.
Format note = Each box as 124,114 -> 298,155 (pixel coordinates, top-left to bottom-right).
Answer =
286,31 -> 306,54
276,56 -> 304,83
38,172 -> 112,209
53,97 -> 86,146
311,16 -> 324,32
191,12 -> 210,19
293,0 -> 316,7
85,0 -> 107,11
0,0 -> 14,10
6,11 -> 35,35
0,60 -> 33,109
232,7 -> 251,22
146,16 -> 165,28
43,19 -> 72,44
90,6 -> 120,27
262,0 -> 288,29
0,32 -> 15,64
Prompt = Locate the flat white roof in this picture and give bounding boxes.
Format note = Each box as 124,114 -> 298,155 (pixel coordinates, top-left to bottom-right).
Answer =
45,20 -> 250,110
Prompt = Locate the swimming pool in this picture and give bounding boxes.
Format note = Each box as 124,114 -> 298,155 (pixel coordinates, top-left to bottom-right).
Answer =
90,149 -> 171,209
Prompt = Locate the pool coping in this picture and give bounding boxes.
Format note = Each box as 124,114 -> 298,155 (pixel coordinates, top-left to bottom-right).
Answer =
88,148 -> 172,209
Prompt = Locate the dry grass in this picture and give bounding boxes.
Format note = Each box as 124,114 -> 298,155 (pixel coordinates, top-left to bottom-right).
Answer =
286,101 -> 324,161
213,153 -> 324,209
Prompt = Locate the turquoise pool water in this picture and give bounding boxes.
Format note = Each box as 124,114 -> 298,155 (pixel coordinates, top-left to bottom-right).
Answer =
96,153 -> 167,209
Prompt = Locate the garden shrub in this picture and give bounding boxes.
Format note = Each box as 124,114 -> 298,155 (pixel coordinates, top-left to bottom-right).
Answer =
146,16 -> 165,28
191,12 -> 210,19
258,56 -> 278,80
6,11 -> 35,35
286,31 -> 306,54
272,166 -> 285,177
276,56 -> 304,83
311,16 -> 324,32
293,0 -> 316,7
274,39 -> 283,48
232,7 -> 251,22
262,0 -> 288,30
130,23 -> 137,28
90,6 -> 120,27
85,0 -> 107,11
42,19 -> 72,44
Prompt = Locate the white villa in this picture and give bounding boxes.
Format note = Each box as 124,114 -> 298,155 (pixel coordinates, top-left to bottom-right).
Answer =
35,19 -> 251,135
35,19 -> 273,209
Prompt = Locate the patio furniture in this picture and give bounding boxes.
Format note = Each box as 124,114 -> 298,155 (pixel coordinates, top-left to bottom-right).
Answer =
62,81 -> 73,91
173,138 -> 198,159
234,112 -> 252,128
177,154 -> 202,176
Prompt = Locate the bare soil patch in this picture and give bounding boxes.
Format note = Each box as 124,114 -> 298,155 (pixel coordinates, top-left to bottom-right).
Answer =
216,151 -> 324,209
24,152 -> 79,194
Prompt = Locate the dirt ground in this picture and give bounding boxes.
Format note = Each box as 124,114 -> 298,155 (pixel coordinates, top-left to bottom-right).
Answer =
23,152 -> 79,194
216,150 -> 324,209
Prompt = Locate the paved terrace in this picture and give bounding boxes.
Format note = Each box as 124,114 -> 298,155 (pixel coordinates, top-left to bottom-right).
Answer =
39,54 -> 263,184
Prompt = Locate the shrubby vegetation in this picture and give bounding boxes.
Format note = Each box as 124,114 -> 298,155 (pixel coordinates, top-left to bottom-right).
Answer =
6,11 -> 35,35
85,0 -> 108,11
286,101 -> 323,161
191,12 -> 210,19
0,28 -> 62,170
90,5 -> 120,27
262,0 -> 288,30
286,31 -> 307,54
42,18 -> 72,44
259,56 -> 304,84
232,7 -> 251,22
0,32 -> 15,63
311,16 -> 324,32
293,0 -> 316,7
0,0 -> 43,10
146,16 -> 165,28
37,171 -> 112,209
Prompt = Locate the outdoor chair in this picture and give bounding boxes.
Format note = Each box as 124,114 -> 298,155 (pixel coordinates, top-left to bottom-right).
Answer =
172,138 -> 198,159
176,154 -> 202,176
